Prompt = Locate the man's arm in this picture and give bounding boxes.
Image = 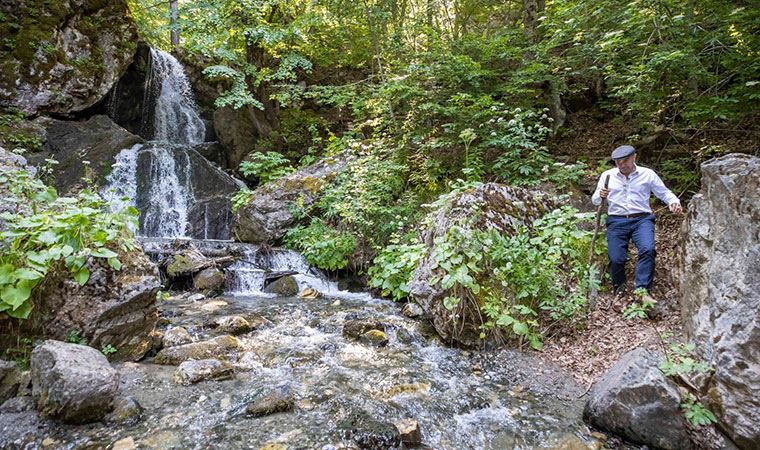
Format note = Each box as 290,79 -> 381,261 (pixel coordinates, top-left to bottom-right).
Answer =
650,171 -> 682,213
592,172 -> 608,206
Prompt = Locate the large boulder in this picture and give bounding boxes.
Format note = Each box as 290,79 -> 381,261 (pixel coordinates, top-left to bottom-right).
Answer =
408,183 -> 554,347
583,348 -> 691,449
675,153 -> 760,449
213,105 -> 273,170
32,115 -> 143,194
0,360 -> 21,404
0,249 -> 161,362
31,340 -> 119,424
234,153 -> 351,243
0,0 -> 137,116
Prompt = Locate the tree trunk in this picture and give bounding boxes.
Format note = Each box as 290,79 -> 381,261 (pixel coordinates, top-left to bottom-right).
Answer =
170,1 -> 179,51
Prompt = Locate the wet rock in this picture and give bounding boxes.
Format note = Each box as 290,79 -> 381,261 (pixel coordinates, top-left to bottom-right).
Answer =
675,153 -> 760,449
258,444 -> 288,450
402,303 -> 424,319
342,320 -> 385,340
187,293 -> 206,302
0,246 -> 160,362
104,396 -> 143,426
408,183 -> 554,347
234,153 -> 352,243
583,348 -> 690,450
0,0 -> 137,116
359,330 -> 389,347
395,418 -> 422,446
173,359 -> 234,385
299,288 -> 323,299
246,390 -> 295,417
0,360 -> 21,404
35,116 -> 143,194
194,267 -> 225,291
31,340 -> 119,424
0,395 -> 34,413
338,411 -> 402,450
263,275 -> 299,296
234,352 -> 264,372
154,335 -> 242,365
214,316 -> 252,335
112,437 -> 137,450
163,327 -> 193,348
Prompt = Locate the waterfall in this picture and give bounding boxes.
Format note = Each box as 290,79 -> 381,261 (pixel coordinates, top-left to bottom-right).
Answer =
103,143 -> 140,218
147,48 -> 206,144
140,145 -> 194,238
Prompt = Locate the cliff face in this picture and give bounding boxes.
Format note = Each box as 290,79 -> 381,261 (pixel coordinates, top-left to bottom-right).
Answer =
0,0 -> 137,116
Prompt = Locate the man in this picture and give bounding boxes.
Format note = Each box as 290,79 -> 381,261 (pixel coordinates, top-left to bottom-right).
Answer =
592,145 -> 682,299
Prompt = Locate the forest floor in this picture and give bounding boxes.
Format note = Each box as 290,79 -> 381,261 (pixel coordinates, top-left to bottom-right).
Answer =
541,211 -> 684,389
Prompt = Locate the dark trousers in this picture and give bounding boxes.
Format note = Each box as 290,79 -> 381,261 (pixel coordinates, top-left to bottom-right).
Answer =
606,214 -> 656,291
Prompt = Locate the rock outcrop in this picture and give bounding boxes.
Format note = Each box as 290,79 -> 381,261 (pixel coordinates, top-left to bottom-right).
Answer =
213,105 -> 273,170
408,183 -> 554,347
234,153 -> 351,243
675,153 -> 760,449
31,340 -> 119,424
584,348 -> 691,450
0,249 -> 161,362
0,146 -> 35,229
0,0 -> 137,116
0,360 -> 21,404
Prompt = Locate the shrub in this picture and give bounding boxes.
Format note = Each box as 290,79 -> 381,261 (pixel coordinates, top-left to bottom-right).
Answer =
283,219 -> 357,271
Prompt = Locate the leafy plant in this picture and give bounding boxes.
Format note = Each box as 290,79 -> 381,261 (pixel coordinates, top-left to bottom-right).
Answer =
0,170 -> 137,319
367,238 -> 426,302
239,152 -> 294,184
284,219 -> 357,271
65,329 -> 85,345
231,189 -> 254,212
681,394 -> 717,427
623,288 -> 656,320
100,344 -> 118,356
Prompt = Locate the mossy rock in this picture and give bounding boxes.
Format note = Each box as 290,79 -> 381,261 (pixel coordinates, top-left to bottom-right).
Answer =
263,276 -> 299,296
154,335 -> 242,365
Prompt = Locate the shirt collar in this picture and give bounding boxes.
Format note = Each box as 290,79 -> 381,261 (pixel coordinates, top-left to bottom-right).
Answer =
616,164 -> 639,178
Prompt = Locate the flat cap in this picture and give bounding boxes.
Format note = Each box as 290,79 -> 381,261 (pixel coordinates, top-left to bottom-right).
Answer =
611,145 -> 636,160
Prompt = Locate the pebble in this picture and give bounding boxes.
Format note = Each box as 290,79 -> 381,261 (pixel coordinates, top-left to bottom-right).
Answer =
112,437 -> 137,450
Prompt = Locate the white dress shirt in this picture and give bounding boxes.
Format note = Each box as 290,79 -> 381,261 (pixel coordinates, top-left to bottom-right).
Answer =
592,165 -> 680,215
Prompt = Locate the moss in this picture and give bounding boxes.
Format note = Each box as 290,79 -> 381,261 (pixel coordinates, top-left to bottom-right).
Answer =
283,175 -> 325,194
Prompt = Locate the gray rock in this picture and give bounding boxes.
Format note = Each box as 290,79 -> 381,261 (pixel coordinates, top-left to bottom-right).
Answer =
163,327 -> 193,348
395,418 -> 422,446
0,0 -> 137,116
338,411 -> 402,450
154,335 -> 242,365
342,320 -> 385,340
214,316 -> 252,335
234,352 -> 264,372
104,396 -> 143,426
359,330 -> 389,347
583,348 -> 691,450
402,303 -> 424,319
246,390 -> 294,417
213,105 -> 273,170
31,340 -> 119,424
234,153 -> 352,243
675,153 -> 760,449
0,147 -> 35,230
263,275 -> 299,296
173,359 -> 234,385
408,183 -> 554,347
194,268 -> 225,291
0,395 -> 34,413
0,360 -> 21,404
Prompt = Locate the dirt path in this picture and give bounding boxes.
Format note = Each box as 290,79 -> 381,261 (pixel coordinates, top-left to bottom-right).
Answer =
541,212 -> 684,388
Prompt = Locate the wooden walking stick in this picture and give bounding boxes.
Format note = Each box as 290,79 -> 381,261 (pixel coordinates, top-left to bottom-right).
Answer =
588,174 -> 610,308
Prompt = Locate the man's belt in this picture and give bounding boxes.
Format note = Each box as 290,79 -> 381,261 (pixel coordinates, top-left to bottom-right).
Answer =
609,212 -> 650,219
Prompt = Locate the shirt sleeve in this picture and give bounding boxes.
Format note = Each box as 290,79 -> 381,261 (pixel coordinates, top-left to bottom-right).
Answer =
591,172 -> 606,206
650,171 -> 680,205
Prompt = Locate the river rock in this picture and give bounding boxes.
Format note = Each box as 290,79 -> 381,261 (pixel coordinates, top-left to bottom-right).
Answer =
408,183 -> 554,347
342,319 -> 385,340
263,275 -> 299,296
194,267 -> 225,291
104,396 -> 143,426
154,335 -> 242,365
163,327 -> 193,348
235,352 -> 264,372
338,411 -> 402,449
213,316 -> 252,335
31,340 -> 119,424
0,360 -> 21,404
0,0 -> 137,116
173,359 -> 234,385
0,248 -> 160,362
359,330 -> 389,347
402,303 -> 424,318
246,390 -> 295,417
234,153 -> 352,243
395,418 -> 422,445
675,153 -> 760,449
583,347 -> 691,449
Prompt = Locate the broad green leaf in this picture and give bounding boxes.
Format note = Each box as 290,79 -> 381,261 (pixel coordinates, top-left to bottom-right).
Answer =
6,300 -> 32,319
74,268 -> 90,286
91,248 -> 118,258
107,258 -> 122,270
1,281 -> 32,308
13,268 -> 44,281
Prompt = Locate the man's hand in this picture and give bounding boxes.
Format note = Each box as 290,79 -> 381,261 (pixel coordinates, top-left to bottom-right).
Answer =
669,202 -> 682,214
600,188 -> 609,199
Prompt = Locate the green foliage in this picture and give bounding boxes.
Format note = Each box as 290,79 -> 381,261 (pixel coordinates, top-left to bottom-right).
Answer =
681,394 -> 717,427
231,189 -> 254,213
367,236 -> 426,301
0,170 -> 137,319
623,288 -> 656,320
203,65 -> 264,110
239,151 -> 294,184
65,329 -> 85,345
660,343 -> 711,377
284,219 -> 357,271
100,344 -> 117,356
